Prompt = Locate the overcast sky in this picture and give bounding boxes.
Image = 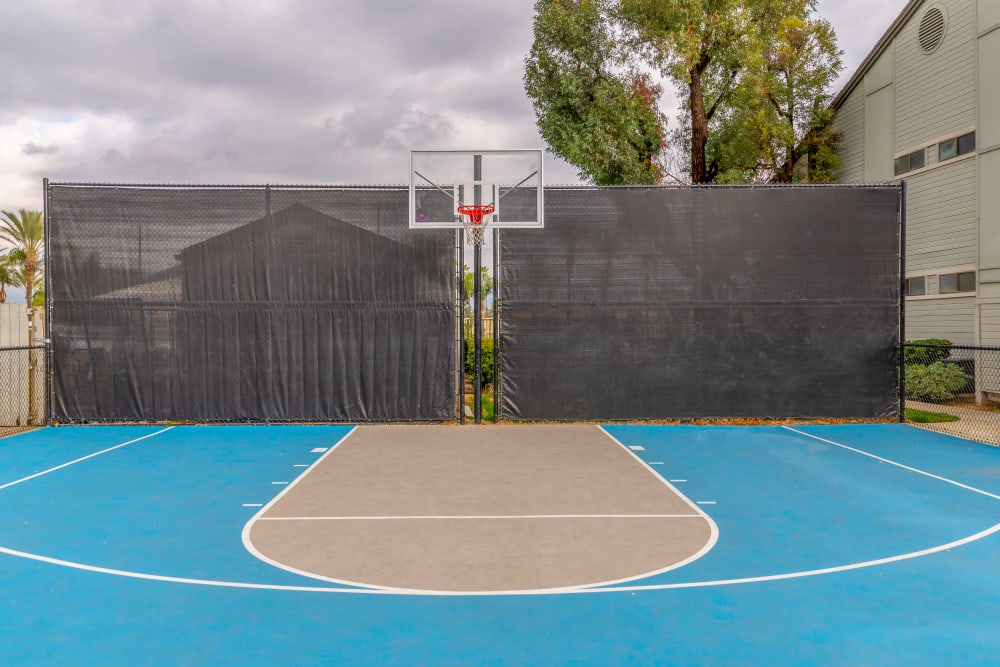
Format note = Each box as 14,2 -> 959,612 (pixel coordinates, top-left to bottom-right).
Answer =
0,0 -> 911,220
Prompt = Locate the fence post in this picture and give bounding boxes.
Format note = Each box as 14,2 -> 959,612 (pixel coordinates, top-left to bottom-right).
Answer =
898,181 -> 907,423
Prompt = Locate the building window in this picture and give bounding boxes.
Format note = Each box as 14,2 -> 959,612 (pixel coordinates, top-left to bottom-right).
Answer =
906,276 -> 926,296
938,131 -> 975,162
894,148 -> 926,176
939,271 -> 975,294
939,138 -> 956,161
957,131 -> 975,155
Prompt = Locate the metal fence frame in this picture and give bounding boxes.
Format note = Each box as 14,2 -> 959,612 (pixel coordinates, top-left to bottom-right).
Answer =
0,344 -> 48,437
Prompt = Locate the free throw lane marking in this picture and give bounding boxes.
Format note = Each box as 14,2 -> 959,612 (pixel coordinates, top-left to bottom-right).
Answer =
628,446 -> 645,451
243,504 -> 264,508
311,448 -> 328,453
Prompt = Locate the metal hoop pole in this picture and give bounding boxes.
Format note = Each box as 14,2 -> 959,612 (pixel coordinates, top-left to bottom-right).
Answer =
473,154 -> 483,425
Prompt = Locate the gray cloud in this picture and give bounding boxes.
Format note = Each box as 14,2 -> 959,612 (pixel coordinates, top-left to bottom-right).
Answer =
22,142 -> 60,155
0,0 -> 910,210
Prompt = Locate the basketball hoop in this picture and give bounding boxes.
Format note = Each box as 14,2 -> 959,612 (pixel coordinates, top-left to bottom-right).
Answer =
457,204 -> 494,246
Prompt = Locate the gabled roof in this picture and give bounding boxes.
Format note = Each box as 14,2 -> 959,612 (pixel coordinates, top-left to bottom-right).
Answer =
831,0 -> 925,108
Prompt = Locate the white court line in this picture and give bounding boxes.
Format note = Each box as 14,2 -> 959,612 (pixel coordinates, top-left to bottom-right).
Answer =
240,427 -> 382,590
628,446 -> 645,451
257,514 -> 703,521
2,520 -> 998,597
696,501 -> 716,505
293,464 -> 309,468
592,426 -> 720,588
649,461 -> 665,465
782,426 -> 1000,502
311,448 -> 328,453
243,504 -> 263,508
670,479 -> 687,483
0,427 -> 175,492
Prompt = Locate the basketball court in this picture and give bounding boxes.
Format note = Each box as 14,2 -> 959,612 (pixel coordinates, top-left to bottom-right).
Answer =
1,422 -> 998,665
7,158 -> 993,664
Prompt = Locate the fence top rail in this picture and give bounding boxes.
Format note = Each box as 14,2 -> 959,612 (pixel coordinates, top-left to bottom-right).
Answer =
0,345 -> 47,353
46,182 -> 902,192
46,182 -> 411,191
903,343 -> 1000,352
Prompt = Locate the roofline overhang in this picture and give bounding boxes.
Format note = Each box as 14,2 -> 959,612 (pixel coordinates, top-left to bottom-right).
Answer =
831,0 -> 926,109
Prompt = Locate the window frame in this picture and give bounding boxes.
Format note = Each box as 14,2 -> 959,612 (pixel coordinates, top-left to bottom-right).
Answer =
906,276 -> 926,296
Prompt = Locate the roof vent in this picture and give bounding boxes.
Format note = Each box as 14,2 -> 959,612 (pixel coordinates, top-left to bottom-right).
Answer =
918,6 -> 946,53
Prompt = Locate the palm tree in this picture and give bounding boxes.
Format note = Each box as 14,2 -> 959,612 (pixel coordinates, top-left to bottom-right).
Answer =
0,210 -> 44,424
0,249 -> 18,304
0,210 -> 44,308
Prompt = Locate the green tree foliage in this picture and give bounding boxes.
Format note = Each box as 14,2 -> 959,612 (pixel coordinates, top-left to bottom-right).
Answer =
721,1 -> 843,182
527,0 -> 842,184
0,249 -> 19,304
618,0 -> 760,183
0,209 -> 44,308
524,0 -> 667,185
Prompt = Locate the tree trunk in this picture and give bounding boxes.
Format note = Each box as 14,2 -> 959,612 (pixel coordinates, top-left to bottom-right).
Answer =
689,65 -> 710,184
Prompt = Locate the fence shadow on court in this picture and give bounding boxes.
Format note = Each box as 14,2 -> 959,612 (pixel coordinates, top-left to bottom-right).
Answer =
903,343 -> 1000,446
0,345 -> 47,437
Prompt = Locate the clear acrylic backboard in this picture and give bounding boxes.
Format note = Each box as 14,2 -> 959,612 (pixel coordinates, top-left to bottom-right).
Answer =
408,149 -> 544,229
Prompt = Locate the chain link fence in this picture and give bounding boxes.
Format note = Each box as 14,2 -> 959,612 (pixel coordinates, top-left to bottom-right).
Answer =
0,345 -> 47,438
903,343 -> 1000,446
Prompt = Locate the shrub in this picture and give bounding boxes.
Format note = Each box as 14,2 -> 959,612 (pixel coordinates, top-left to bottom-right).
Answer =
904,339 -> 953,365
464,337 -> 495,388
905,362 -> 970,401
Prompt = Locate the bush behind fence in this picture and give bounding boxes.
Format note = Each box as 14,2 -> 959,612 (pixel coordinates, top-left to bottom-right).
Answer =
903,342 -> 1000,447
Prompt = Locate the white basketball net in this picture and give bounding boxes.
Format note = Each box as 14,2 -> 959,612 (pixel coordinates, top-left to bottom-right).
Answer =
458,206 -> 493,246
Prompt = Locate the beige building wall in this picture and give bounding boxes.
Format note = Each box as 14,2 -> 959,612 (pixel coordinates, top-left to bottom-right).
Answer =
976,1 -> 1000,346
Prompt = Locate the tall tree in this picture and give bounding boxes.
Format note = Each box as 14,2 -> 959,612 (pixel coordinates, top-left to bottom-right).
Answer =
524,0 -> 667,185
723,0 -> 843,182
0,209 -> 44,308
0,250 -> 18,304
527,0 -> 842,184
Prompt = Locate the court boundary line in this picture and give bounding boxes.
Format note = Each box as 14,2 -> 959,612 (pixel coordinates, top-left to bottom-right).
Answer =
781,426 -> 1000,501
0,427 -> 175,492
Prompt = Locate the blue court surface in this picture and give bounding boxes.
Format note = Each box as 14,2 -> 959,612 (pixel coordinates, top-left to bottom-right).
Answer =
0,423 -> 997,665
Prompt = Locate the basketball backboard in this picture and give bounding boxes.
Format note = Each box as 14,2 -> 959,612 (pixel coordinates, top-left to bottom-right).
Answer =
409,149 -> 544,229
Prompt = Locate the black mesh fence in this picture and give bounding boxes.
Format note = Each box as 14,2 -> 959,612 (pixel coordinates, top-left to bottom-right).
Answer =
0,346 -> 47,437
499,185 -> 902,421
47,184 -> 457,423
903,343 -> 1000,446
